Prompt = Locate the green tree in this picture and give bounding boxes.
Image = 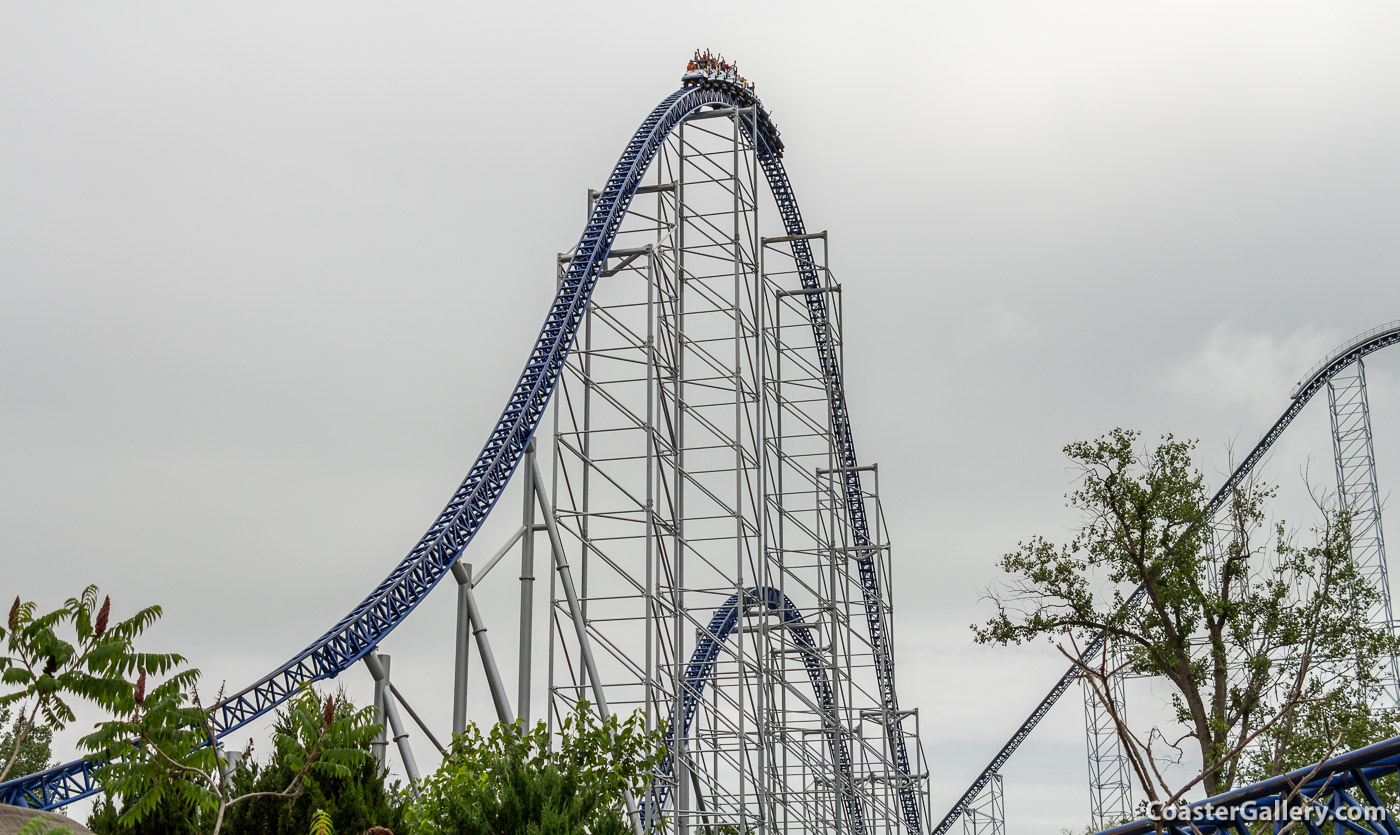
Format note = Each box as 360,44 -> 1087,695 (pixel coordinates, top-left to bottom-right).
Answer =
0,705 -> 54,779
0,586 -> 190,782
220,689 -> 406,835
407,703 -> 665,835
14,819 -> 74,835
86,793 -> 203,835
974,429 -> 1400,803
83,681 -> 380,835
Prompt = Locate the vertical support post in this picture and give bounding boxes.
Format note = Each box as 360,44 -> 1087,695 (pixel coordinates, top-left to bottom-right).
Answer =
372,653 -> 390,769
732,105 -> 748,830
1328,359 -> 1400,705
364,651 -> 421,791
452,562 -> 472,736
673,115 -> 690,835
548,250 -> 567,741
1083,641 -> 1134,830
519,439 -> 538,724
644,245 -> 657,740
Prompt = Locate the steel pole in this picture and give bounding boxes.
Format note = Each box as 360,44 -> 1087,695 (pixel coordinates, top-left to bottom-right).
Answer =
364,652 -> 421,790
519,440 -> 537,724
464,582 -> 515,724
452,561 -> 472,736
371,653 -> 390,769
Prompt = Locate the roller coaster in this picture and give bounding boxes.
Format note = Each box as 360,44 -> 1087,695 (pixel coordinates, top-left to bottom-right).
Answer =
2,58 -> 1398,835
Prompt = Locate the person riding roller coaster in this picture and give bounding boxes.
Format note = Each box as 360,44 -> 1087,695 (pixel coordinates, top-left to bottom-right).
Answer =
682,49 -> 755,92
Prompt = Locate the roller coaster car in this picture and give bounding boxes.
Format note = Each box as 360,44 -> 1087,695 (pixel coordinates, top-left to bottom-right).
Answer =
682,69 -> 706,86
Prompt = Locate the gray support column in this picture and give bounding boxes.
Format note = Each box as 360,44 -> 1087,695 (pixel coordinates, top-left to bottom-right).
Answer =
519,440 -> 537,724
674,115 -> 690,835
452,561 -> 472,736
371,653 -> 390,769
464,581 -> 515,725
364,651 -> 421,791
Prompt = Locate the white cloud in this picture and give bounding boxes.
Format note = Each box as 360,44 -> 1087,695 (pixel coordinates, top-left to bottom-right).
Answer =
1162,321 -> 1341,421
988,303 -> 1041,342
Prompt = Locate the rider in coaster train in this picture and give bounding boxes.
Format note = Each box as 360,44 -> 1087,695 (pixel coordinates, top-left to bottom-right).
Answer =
683,49 -> 755,92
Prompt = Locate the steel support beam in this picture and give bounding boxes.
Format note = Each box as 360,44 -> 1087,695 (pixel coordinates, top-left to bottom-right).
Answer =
1328,359 -> 1400,705
1083,642 -> 1134,830
452,561 -> 472,736
464,580 -> 514,725
962,772 -> 1005,835
364,652 -> 422,790
519,440 -> 538,724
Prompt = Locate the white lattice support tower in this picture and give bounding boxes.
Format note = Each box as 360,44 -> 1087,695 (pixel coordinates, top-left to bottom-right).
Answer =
1082,639 -> 1134,831
1328,359 -> 1400,706
545,107 -> 927,834
962,771 -> 1005,835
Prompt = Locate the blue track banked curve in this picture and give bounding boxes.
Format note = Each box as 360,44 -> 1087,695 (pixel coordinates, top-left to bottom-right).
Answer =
1,77 -> 922,832
640,587 -> 865,832
933,319 -> 1400,834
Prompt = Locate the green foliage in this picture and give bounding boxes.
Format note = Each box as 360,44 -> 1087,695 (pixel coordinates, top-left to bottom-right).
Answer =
83,684 -> 381,835
219,690 -> 406,835
86,792 -> 203,835
974,429 -> 1400,798
308,809 -> 334,835
1240,689 -> 1400,789
0,586 -> 191,782
0,705 -> 54,779
407,703 -> 665,835
14,819 -> 72,835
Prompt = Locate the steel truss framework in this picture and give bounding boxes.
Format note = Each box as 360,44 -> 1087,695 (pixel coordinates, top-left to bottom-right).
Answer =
0,75 -> 931,834
941,322 -> 1400,835
545,111 -> 928,833
1328,359 -> 1400,706
960,772 -> 1004,835
1082,641 -> 1133,831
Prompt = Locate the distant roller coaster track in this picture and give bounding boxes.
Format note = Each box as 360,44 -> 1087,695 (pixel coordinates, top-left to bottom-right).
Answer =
933,319 -> 1400,835
641,586 -> 866,832
0,75 -> 923,832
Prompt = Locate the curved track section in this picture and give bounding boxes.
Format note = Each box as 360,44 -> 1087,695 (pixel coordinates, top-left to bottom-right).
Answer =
641,587 -> 864,832
934,319 -> 1400,834
2,77 -> 920,828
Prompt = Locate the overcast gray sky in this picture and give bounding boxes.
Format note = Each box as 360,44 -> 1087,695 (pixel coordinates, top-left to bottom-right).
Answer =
3,2 -> 1398,830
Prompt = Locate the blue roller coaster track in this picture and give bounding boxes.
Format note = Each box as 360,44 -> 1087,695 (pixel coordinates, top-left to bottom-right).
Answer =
641,587 -> 864,832
1100,734 -> 1400,834
1,73 -> 922,832
934,320 -> 1400,834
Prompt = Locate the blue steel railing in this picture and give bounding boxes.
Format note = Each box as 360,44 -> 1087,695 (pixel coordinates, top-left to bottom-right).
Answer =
1097,734 -> 1400,835
2,76 -> 922,833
